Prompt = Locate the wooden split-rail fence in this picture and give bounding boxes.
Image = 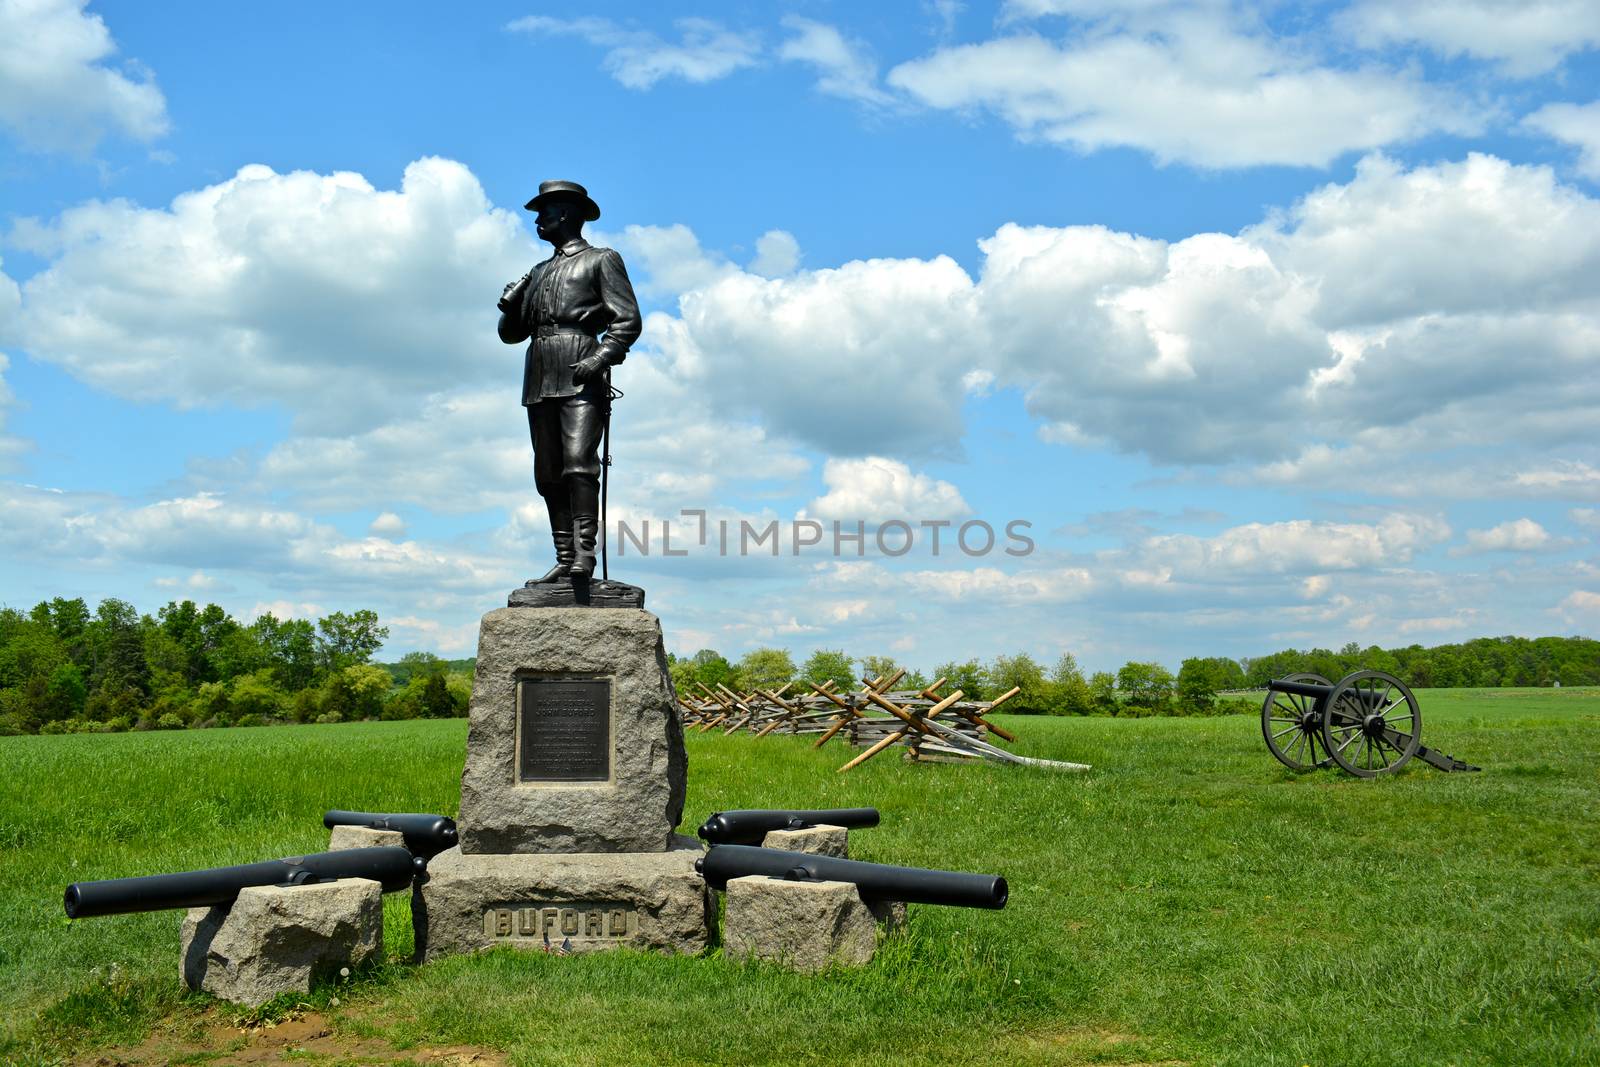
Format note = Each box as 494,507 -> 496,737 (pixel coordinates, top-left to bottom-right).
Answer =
677,669 -> 1090,774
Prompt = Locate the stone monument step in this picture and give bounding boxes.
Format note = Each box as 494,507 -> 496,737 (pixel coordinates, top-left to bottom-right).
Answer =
417,839 -> 711,960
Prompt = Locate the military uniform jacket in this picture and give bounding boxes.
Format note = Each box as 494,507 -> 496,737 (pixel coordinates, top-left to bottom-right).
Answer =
506,238 -> 641,403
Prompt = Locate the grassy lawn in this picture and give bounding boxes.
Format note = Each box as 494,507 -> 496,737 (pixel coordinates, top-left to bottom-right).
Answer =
1,688 -> 1596,1065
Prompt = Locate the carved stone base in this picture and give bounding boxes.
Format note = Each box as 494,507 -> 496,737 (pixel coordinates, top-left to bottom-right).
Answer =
508,578 -> 644,609
416,839 -> 712,961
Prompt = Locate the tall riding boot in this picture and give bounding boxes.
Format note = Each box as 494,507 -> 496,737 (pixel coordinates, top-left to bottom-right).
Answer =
567,474 -> 601,579
531,491 -> 574,583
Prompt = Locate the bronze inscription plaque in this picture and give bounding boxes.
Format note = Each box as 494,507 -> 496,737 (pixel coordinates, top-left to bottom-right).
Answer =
517,677 -> 611,782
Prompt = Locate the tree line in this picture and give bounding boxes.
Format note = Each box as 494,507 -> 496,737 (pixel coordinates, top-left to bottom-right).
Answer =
0,597 -> 468,736
670,635 -> 1600,719
2,595 -> 1594,736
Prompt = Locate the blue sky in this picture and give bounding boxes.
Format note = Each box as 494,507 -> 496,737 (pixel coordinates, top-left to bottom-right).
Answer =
1,0 -> 1597,673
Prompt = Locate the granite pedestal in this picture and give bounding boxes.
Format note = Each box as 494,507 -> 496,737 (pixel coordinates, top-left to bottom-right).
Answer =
417,603 -> 710,959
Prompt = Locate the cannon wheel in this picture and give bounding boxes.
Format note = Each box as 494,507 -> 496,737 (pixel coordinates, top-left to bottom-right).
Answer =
1261,673 -> 1334,771
1321,670 -> 1420,778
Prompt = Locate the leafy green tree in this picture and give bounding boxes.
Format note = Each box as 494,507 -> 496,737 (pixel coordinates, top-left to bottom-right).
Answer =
253,615 -> 318,691
933,659 -> 988,701
801,649 -> 855,692
668,657 -> 697,697
688,649 -> 734,693
1117,661 -> 1175,716
736,648 -> 797,693
190,680 -> 232,726
1176,658 -> 1218,715
420,673 -> 457,718
157,600 -> 241,685
985,652 -> 1050,713
1088,671 -> 1119,716
43,662 -> 88,722
211,623 -> 267,680
88,598 -> 150,701
446,674 -> 472,716
318,663 -> 392,722
859,655 -> 902,688
317,610 -> 388,672
230,670 -> 287,721
1049,652 -> 1092,715
30,597 -> 91,668
393,650 -> 446,686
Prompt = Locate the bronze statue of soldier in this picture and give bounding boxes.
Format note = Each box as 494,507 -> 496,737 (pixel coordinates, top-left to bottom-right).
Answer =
498,180 -> 641,585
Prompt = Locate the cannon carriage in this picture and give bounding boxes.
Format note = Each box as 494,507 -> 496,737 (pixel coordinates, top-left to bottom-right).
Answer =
1261,670 -> 1479,778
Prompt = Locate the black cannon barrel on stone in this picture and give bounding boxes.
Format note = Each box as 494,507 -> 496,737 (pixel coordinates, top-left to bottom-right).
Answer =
323,810 -> 459,858
695,844 -> 1007,909
697,807 -> 881,846
64,847 -> 420,920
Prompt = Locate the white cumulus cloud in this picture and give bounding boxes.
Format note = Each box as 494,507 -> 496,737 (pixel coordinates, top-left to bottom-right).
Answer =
886,14 -> 1477,168
1555,589 -> 1600,625
1454,518 -> 1566,555
644,151 -> 1600,484
369,511 -> 407,539
1525,100 -> 1600,180
1340,0 -> 1600,78
15,158 -> 534,435
805,457 -> 970,524
0,0 -> 168,152
1135,514 -> 1452,576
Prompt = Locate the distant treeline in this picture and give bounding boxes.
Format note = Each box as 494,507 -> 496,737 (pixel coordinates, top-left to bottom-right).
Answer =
668,635 -> 1600,719
3,595 -> 1595,735
0,597 -> 468,736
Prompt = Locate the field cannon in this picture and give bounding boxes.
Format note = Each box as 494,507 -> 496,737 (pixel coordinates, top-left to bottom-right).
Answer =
1261,670 -> 1479,778
697,807 -> 880,845
696,844 -> 1007,909
63,847 -> 420,919
323,809 -> 458,859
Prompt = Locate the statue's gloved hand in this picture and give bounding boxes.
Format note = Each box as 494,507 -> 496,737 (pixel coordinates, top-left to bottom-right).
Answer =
571,354 -> 610,385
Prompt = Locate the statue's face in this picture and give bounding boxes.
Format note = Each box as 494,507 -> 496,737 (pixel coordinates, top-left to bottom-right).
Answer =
535,201 -> 574,243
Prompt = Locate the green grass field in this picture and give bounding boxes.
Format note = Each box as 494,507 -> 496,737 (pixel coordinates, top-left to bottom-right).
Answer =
2,688 -> 1597,1065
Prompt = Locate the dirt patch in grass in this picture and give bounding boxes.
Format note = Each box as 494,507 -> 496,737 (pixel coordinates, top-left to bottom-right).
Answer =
73,1007 -> 506,1066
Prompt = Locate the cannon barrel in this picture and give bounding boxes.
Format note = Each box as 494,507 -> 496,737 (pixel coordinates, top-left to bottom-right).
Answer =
323,810 -> 458,858
1267,677 -> 1394,707
697,807 -> 880,845
695,844 -> 1007,909
64,847 -> 419,920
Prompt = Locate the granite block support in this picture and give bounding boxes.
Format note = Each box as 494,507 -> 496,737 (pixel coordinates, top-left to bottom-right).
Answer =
458,607 -> 685,854
722,876 -> 878,972
328,826 -> 404,851
761,824 -> 849,858
179,879 -> 382,1006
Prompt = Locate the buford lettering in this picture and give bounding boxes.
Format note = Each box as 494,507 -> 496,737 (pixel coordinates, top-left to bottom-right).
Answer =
484,905 -> 634,939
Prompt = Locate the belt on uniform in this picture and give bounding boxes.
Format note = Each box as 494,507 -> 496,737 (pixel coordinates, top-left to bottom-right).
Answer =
535,325 -> 595,338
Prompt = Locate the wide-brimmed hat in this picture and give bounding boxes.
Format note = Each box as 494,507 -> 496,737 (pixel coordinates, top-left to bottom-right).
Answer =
524,179 -> 601,221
